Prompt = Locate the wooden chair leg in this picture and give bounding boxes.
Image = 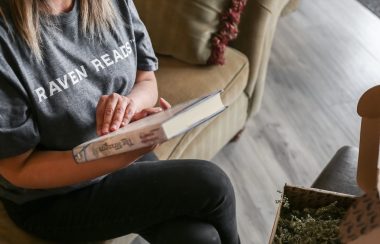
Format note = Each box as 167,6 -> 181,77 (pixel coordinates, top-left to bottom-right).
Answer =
229,127 -> 245,143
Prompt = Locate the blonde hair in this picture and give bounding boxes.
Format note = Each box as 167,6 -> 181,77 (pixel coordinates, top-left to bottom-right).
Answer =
3,0 -> 118,60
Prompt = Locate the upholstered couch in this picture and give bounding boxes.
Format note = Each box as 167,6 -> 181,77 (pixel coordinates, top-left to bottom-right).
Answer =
0,0 -> 298,243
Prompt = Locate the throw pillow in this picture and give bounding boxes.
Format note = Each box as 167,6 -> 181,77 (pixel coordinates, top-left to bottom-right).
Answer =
134,0 -> 247,65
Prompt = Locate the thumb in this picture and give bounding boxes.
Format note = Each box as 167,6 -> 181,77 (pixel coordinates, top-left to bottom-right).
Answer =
159,97 -> 172,110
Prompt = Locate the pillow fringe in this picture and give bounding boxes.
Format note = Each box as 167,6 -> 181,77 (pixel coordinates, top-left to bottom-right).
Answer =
208,0 -> 247,65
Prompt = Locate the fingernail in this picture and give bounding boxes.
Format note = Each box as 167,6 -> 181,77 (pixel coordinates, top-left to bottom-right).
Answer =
110,125 -> 116,131
121,122 -> 126,127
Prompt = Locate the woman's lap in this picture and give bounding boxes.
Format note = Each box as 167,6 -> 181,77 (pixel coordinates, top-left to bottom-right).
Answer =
2,158 -> 238,243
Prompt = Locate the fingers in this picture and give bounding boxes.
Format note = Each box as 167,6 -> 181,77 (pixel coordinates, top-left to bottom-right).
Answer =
101,93 -> 120,135
121,99 -> 137,127
110,96 -> 129,132
130,110 -> 148,122
143,107 -> 163,115
130,98 -> 171,123
96,95 -> 172,135
96,96 -> 107,136
131,107 -> 163,122
159,97 -> 172,110
97,93 -> 137,135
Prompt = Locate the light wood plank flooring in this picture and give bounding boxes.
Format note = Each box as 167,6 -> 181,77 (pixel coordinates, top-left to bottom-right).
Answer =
212,0 -> 380,243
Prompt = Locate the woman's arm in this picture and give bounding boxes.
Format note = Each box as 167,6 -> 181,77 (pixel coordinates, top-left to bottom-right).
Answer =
0,71 -> 160,190
0,146 -> 154,189
128,70 -> 158,111
0,89 -> 170,190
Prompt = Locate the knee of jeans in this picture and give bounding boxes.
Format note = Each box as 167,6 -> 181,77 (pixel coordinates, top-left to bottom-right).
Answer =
155,221 -> 221,244
190,160 -> 235,204
190,223 -> 221,244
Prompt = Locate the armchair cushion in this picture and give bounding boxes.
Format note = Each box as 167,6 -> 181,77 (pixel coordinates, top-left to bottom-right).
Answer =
155,47 -> 248,107
134,0 -> 246,65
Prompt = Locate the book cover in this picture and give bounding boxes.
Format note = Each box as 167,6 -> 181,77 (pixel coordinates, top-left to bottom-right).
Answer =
73,90 -> 225,163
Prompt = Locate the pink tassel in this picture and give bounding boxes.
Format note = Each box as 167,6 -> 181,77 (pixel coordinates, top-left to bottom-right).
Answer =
208,0 -> 247,65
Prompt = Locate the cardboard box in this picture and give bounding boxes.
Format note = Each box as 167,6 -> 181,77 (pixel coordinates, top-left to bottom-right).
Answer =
340,189 -> 380,243
269,184 -> 356,244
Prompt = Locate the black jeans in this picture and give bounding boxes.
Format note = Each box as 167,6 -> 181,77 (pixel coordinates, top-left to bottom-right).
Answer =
2,153 -> 240,244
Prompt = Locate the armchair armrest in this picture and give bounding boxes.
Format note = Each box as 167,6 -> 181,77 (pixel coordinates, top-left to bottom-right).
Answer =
231,0 -> 293,117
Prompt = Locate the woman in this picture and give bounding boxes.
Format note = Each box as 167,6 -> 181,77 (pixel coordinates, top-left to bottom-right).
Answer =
0,0 -> 240,243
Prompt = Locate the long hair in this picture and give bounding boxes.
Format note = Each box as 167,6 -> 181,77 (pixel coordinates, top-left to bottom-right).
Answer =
3,0 -> 118,61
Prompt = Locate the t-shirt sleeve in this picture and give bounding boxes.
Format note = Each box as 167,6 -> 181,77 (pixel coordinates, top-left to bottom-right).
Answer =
0,56 -> 40,159
127,0 -> 159,71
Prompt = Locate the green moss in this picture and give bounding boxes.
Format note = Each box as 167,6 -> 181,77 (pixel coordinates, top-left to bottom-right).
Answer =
274,196 -> 346,244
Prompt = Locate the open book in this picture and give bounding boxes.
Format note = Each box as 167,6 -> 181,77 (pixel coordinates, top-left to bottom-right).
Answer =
73,90 -> 226,163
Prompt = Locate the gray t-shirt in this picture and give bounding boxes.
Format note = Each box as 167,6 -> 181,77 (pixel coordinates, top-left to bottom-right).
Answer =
0,0 -> 158,204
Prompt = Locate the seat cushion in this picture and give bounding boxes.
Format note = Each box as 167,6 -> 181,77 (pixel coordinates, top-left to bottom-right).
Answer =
156,47 -> 249,107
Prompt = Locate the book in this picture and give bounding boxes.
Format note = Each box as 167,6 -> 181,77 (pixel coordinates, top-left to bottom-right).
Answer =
72,90 -> 226,163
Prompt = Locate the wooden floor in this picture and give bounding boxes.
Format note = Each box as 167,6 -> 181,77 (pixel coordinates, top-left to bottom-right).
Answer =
212,0 -> 380,243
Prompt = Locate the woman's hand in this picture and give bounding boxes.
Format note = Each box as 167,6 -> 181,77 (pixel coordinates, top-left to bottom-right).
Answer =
131,98 -> 172,122
96,93 -> 140,136
95,71 -> 158,136
96,94 -> 171,136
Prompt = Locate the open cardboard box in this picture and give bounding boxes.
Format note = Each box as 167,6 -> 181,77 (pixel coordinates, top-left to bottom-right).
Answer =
269,184 -> 355,243
269,85 -> 380,244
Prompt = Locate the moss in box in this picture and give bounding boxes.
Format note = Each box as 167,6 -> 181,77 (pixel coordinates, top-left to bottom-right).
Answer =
274,195 -> 347,244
